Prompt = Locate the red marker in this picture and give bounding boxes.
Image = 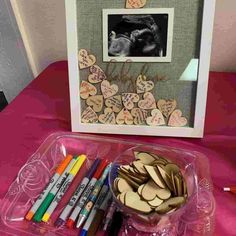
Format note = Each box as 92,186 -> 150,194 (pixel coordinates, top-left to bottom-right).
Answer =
66,159 -> 109,228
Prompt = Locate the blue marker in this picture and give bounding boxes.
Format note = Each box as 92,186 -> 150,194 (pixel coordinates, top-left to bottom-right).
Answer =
80,178 -> 110,236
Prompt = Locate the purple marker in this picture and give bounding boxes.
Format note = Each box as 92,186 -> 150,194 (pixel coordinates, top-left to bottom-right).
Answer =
55,158 -> 101,227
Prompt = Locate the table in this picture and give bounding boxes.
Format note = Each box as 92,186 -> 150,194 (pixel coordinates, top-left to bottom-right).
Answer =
0,61 -> 235,235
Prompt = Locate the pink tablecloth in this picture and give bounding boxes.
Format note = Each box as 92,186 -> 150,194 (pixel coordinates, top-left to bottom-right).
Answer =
0,61 -> 235,235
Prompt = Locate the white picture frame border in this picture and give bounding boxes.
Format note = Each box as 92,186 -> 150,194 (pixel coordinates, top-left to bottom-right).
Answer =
65,0 -> 216,138
103,8 -> 174,63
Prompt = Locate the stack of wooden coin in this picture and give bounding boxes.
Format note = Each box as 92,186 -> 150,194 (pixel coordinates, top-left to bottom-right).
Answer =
113,151 -> 188,214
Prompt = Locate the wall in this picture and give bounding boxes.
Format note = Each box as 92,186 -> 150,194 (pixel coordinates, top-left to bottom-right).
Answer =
11,0 -> 236,77
0,0 -> 33,102
211,0 -> 236,72
11,0 -> 67,77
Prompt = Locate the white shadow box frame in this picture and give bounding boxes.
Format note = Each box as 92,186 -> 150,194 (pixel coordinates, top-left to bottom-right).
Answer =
66,0 -> 216,138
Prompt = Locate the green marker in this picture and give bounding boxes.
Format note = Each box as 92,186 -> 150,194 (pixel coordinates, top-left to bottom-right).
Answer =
33,156 -> 79,222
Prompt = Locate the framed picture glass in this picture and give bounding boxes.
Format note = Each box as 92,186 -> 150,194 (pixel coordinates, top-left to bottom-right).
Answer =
66,0 -> 216,137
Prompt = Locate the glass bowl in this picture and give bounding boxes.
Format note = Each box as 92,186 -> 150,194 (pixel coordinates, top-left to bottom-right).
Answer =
109,145 -> 198,235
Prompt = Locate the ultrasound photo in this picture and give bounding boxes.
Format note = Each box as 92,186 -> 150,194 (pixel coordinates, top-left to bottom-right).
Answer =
106,14 -> 169,59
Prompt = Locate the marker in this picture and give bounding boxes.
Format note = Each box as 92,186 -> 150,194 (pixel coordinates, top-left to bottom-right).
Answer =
87,191 -> 112,236
103,201 -> 117,231
55,159 -> 101,227
107,211 -> 123,236
224,187 -> 236,194
25,155 -> 73,221
33,156 -> 79,222
76,163 -> 112,228
66,159 -> 108,228
42,155 -> 87,222
81,179 -> 110,236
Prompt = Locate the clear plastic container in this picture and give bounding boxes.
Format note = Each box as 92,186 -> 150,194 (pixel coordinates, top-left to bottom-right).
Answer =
0,132 -> 215,236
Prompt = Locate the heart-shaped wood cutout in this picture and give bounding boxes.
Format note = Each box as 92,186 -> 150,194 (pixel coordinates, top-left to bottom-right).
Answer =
136,75 -> 154,94
122,93 -> 140,110
80,81 -> 97,99
116,108 -> 134,125
81,107 -> 98,123
138,92 -> 156,110
78,49 -> 96,69
88,65 -> 106,84
157,99 -> 177,118
131,108 -> 148,125
168,110 -> 187,127
86,95 -> 104,113
126,0 -> 147,8
105,95 -> 122,113
99,108 -> 116,124
101,80 -> 119,99
146,109 -> 165,126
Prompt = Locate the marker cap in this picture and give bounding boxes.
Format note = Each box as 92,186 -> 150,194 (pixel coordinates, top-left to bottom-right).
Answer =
25,211 -> 34,221
56,155 -> 73,174
80,229 -> 87,236
70,155 -> 87,176
66,219 -> 75,229
86,159 -> 101,179
93,159 -> 109,179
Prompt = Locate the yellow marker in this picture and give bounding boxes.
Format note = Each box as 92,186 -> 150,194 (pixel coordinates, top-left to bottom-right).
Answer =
42,155 -> 87,222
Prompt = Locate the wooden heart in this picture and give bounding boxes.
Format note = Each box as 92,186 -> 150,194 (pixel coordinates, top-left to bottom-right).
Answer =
101,80 -> 118,99
105,95 -> 122,113
138,92 -> 156,110
157,99 -> 177,118
116,108 -> 134,125
122,93 -> 139,110
80,81 -> 97,99
131,108 -> 148,125
168,110 -> 187,127
99,108 -> 116,124
126,0 -> 147,9
88,65 -> 106,84
86,95 -> 103,113
146,109 -> 165,126
81,107 -> 98,123
136,75 -> 154,94
78,49 -> 96,69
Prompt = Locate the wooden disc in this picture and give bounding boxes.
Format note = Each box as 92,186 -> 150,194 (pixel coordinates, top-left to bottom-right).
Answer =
155,187 -> 171,200
125,191 -> 141,206
117,178 -> 133,193
174,175 -> 183,196
119,191 -> 128,204
132,161 -> 148,175
171,172 -> 177,196
134,152 -> 156,164
165,163 -> 180,175
144,165 -> 166,188
113,178 -> 120,192
118,172 -> 139,189
125,198 -> 152,214
137,184 -> 145,196
148,197 -> 163,207
155,202 -> 172,214
141,180 -> 159,201
165,197 -> 186,208
152,159 -> 168,166
156,165 -> 173,191
124,172 -> 146,185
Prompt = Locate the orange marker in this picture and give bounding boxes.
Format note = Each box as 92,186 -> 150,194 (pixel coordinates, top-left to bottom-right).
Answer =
25,155 -> 73,221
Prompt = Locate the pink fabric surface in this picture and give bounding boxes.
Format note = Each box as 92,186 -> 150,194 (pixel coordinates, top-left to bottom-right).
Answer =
0,61 -> 235,235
